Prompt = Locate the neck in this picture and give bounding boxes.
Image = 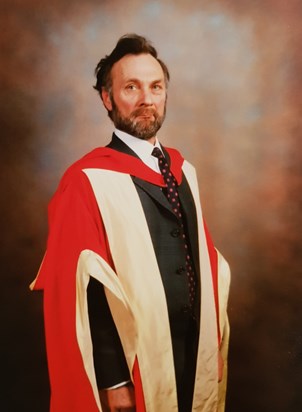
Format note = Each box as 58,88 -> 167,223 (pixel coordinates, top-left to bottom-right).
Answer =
146,136 -> 156,145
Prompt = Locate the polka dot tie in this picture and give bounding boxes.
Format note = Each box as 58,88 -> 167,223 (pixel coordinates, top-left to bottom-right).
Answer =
152,147 -> 196,308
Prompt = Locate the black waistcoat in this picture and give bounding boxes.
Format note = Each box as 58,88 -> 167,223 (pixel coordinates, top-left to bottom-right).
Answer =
107,135 -> 201,332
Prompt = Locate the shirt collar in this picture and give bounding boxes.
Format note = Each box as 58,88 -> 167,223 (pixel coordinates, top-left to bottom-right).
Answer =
114,129 -> 163,159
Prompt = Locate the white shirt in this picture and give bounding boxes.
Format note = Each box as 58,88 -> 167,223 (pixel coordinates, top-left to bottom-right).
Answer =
114,129 -> 163,173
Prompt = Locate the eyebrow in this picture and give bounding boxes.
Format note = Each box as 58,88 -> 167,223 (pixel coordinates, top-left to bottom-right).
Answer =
124,78 -> 165,84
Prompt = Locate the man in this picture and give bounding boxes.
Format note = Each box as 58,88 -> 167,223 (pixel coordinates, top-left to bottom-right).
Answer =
31,34 -> 230,412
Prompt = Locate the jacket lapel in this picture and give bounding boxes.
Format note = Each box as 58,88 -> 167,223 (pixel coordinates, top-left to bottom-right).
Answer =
106,133 -> 140,158
107,134 -> 176,217
132,176 -> 175,216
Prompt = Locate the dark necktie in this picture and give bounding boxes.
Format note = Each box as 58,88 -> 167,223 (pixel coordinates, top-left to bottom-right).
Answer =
151,147 -> 196,308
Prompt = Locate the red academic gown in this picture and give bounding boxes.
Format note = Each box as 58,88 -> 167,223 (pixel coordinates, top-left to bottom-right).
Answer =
32,147 -> 219,412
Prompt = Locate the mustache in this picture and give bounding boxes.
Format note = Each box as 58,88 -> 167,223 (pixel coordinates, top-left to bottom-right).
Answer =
131,107 -> 157,117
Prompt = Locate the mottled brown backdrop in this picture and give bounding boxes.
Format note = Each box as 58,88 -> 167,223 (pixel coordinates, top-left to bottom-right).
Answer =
1,0 -> 302,411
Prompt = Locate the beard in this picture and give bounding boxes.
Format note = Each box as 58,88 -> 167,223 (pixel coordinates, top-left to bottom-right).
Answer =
109,97 -> 166,140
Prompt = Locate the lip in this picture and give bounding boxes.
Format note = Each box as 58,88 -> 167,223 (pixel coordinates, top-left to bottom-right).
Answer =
136,114 -> 154,119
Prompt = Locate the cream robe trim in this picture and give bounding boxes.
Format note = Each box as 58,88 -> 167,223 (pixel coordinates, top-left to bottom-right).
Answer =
217,252 -> 231,412
74,164 -> 230,412
182,161 -> 219,411
80,169 -> 177,412
183,162 -> 230,412
75,249 -> 137,412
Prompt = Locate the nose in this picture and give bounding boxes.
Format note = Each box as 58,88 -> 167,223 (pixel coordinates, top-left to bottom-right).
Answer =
139,87 -> 153,106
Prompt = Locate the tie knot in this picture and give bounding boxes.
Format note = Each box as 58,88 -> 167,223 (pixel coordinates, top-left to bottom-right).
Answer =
151,147 -> 164,159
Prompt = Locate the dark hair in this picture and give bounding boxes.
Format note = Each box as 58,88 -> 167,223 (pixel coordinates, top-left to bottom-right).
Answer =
93,34 -> 170,96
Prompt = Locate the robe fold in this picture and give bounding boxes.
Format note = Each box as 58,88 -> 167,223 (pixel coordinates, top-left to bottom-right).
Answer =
31,146 -> 230,412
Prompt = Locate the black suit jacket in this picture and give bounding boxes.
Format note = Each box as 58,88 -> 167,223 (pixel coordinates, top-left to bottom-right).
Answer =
88,134 -> 200,392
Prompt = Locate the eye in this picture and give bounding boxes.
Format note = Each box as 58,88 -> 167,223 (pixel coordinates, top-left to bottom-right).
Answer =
126,84 -> 137,90
152,83 -> 165,92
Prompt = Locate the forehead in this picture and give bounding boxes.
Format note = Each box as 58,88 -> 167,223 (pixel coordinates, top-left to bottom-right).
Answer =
111,53 -> 165,84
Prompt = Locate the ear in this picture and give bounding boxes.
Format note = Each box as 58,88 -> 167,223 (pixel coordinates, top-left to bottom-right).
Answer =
101,88 -> 113,111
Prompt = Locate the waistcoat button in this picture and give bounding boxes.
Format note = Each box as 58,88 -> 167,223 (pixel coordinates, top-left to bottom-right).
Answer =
176,266 -> 186,274
170,228 -> 180,237
182,305 -> 190,314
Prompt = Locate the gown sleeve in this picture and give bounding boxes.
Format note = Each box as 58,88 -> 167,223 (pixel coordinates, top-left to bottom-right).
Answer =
32,169 -> 129,411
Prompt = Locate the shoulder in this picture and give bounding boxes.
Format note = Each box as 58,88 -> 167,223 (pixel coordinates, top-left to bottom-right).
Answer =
45,149 -> 102,202
63,147 -> 109,177
48,148 -> 110,212
162,146 -> 195,185
164,146 -> 183,160
57,147 -> 115,189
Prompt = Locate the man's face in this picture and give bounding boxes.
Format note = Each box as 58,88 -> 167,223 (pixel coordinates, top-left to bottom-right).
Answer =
102,53 -> 167,142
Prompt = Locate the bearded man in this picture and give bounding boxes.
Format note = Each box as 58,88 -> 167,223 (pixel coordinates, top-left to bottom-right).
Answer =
31,34 -> 230,412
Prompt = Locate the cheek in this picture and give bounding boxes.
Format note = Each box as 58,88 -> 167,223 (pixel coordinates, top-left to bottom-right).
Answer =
116,95 -> 137,114
157,97 -> 166,114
